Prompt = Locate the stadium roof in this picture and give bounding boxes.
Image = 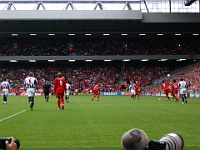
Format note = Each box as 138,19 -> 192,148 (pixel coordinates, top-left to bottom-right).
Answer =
0,0 -> 199,37
0,0 -> 199,61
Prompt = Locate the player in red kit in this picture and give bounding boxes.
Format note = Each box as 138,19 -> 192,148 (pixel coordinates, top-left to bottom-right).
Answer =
134,81 -> 140,99
54,72 -> 66,110
92,83 -> 100,101
171,79 -> 179,102
162,80 -> 170,101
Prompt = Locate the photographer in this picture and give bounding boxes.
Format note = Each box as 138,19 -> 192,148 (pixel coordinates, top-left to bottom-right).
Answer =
121,128 -> 184,150
121,128 -> 149,150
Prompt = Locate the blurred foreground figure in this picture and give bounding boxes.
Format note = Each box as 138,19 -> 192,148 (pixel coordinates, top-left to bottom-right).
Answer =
121,128 -> 149,150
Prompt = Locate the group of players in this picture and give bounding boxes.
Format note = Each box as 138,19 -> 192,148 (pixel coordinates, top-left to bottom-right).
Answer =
128,78 -> 188,104
0,72 -> 71,111
162,78 -> 188,104
0,71 -> 189,111
128,80 -> 141,100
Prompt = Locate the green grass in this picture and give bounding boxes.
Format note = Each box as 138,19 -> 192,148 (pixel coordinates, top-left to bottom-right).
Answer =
0,95 -> 200,150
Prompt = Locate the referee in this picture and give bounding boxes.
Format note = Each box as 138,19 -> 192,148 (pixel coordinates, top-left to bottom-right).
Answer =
43,80 -> 51,102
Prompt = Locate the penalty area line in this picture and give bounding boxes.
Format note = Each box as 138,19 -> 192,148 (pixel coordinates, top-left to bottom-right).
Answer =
0,110 -> 26,122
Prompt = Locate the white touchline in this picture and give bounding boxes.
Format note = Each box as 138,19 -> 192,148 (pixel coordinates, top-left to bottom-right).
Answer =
0,110 -> 26,122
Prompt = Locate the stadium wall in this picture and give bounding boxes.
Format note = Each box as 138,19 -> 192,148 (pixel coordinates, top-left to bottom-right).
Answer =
2,91 -> 199,98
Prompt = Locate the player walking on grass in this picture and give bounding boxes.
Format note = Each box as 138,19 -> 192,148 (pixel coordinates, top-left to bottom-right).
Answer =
0,78 -> 10,104
134,81 -> 140,99
65,82 -> 71,103
54,72 -> 66,110
178,78 -> 188,104
92,83 -> 100,101
24,72 -> 38,111
129,81 -> 135,99
43,79 -> 51,102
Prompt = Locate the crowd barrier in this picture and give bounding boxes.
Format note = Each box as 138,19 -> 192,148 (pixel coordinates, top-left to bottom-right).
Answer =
1,91 -> 199,98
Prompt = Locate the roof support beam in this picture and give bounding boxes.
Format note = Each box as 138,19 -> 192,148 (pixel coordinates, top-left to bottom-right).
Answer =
184,0 -> 198,6
123,2 -> 132,10
64,2 -> 77,10
3,2 -> 16,10
142,0 -> 149,13
34,2 -> 47,10
94,2 -> 105,10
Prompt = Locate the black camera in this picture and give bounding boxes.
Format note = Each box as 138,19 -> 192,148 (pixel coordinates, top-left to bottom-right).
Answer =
148,140 -> 166,150
0,137 -> 20,150
148,133 -> 184,150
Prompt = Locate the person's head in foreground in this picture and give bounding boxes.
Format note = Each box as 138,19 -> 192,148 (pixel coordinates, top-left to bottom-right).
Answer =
121,128 -> 149,150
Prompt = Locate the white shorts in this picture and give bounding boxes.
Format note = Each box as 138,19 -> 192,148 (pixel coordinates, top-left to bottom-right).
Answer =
66,91 -> 70,96
26,88 -> 35,97
180,88 -> 187,95
2,89 -> 9,95
131,89 -> 136,95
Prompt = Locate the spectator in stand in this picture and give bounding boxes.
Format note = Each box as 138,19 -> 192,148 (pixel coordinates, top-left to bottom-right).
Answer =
1,37 -> 200,56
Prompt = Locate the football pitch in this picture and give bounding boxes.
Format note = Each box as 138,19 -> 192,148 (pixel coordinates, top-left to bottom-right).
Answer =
0,95 -> 200,150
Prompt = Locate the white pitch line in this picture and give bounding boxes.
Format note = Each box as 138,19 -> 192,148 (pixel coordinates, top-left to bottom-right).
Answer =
0,110 -> 26,122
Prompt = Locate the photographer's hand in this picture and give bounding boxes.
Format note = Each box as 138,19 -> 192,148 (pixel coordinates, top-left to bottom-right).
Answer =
5,137 -> 17,150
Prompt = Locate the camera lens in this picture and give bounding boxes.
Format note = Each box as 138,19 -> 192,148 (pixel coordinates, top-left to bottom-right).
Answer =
159,133 -> 184,150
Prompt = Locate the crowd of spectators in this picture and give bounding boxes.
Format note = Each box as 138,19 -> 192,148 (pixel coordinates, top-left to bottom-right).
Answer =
1,60 -> 199,95
0,62 -> 121,94
0,36 -> 200,56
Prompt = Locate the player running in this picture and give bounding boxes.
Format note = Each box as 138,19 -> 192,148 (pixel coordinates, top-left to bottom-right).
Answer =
178,78 -> 188,104
171,79 -> 179,102
162,80 -> 171,101
92,83 -> 100,101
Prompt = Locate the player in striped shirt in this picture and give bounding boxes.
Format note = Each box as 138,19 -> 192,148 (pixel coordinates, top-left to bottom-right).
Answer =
24,72 -> 38,110
65,82 -> 71,103
178,78 -> 188,104
0,78 -> 10,104
129,81 -> 135,99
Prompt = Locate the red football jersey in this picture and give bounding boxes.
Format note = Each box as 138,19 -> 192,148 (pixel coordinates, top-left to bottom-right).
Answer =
171,82 -> 178,90
93,84 -> 99,91
162,82 -> 170,90
135,83 -> 140,90
54,77 -> 66,93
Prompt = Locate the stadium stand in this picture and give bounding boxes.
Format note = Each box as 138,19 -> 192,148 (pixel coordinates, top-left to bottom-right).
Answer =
1,60 -> 199,95
0,0 -> 199,96
0,37 -> 200,56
